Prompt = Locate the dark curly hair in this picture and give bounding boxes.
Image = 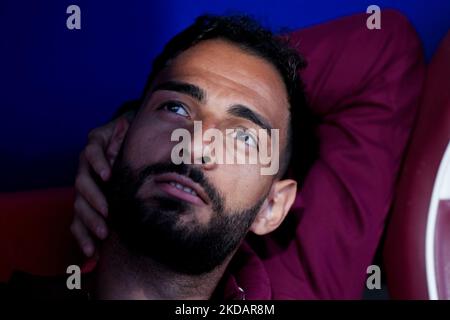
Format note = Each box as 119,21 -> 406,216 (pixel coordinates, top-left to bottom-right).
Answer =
121,14 -> 318,184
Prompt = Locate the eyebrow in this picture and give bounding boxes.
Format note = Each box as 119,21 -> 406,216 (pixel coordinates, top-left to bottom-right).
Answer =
227,105 -> 273,137
152,81 -> 206,103
152,80 -> 273,135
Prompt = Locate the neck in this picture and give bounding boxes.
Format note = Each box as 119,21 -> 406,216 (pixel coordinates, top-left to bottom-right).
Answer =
90,232 -> 229,300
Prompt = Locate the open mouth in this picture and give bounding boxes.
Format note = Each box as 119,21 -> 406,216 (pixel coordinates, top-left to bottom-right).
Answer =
154,172 -> 209,206
167,181 -> 198,196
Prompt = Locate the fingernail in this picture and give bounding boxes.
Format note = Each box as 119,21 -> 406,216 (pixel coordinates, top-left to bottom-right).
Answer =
100,170 -> 109,181
84,244 -> 94,257
97,226 -> 107,239
101,205 -> 108,217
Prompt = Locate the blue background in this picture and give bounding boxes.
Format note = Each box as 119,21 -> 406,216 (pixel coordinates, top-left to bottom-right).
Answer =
1,0 -> 449,191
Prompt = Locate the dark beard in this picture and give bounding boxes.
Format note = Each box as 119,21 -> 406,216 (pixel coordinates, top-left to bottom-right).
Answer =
105,152 -> 265,275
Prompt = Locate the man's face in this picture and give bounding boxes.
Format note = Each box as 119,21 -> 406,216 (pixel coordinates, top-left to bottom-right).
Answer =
108,39 -> 290,274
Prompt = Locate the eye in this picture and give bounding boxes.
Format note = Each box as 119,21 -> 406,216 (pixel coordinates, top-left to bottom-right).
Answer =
232,128 -> 258,148
159,101 -> 189,117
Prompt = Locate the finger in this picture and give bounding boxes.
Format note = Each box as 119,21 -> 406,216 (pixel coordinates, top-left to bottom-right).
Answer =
106,136 -> 122,166
87,122 -> 114,147
74,174 -> 108,217
70,216 -> 95,257
105,117 -> 129,166
84,142 -> 111,181
74,195 -> 109,240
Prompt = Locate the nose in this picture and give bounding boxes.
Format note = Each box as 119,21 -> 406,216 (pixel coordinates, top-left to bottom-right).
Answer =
189,122 -> 217,170
187,144 -> 216,170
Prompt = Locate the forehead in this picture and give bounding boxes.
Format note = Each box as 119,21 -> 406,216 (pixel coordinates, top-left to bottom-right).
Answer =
154,39 -> 290,130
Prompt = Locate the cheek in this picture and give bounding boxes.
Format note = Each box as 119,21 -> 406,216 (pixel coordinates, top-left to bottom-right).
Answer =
123,117 -> 179,168
213,164 -> 271,209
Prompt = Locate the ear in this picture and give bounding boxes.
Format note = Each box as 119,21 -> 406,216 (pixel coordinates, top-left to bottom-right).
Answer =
106,117 -> 130,166
249,179 -> 297,235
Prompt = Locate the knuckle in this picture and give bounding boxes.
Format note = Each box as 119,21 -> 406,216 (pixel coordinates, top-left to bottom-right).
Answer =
84,144 -> 96,159
87,128 -> 99,141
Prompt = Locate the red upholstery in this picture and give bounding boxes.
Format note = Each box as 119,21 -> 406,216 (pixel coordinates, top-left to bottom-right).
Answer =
0,187 -> 82,282
383,31 -> 450,299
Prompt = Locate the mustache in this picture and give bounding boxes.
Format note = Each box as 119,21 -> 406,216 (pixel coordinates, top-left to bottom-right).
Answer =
136,162 -> 224,212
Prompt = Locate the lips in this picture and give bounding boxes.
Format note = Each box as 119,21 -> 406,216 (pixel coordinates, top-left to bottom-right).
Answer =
154,172 -> 209,205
